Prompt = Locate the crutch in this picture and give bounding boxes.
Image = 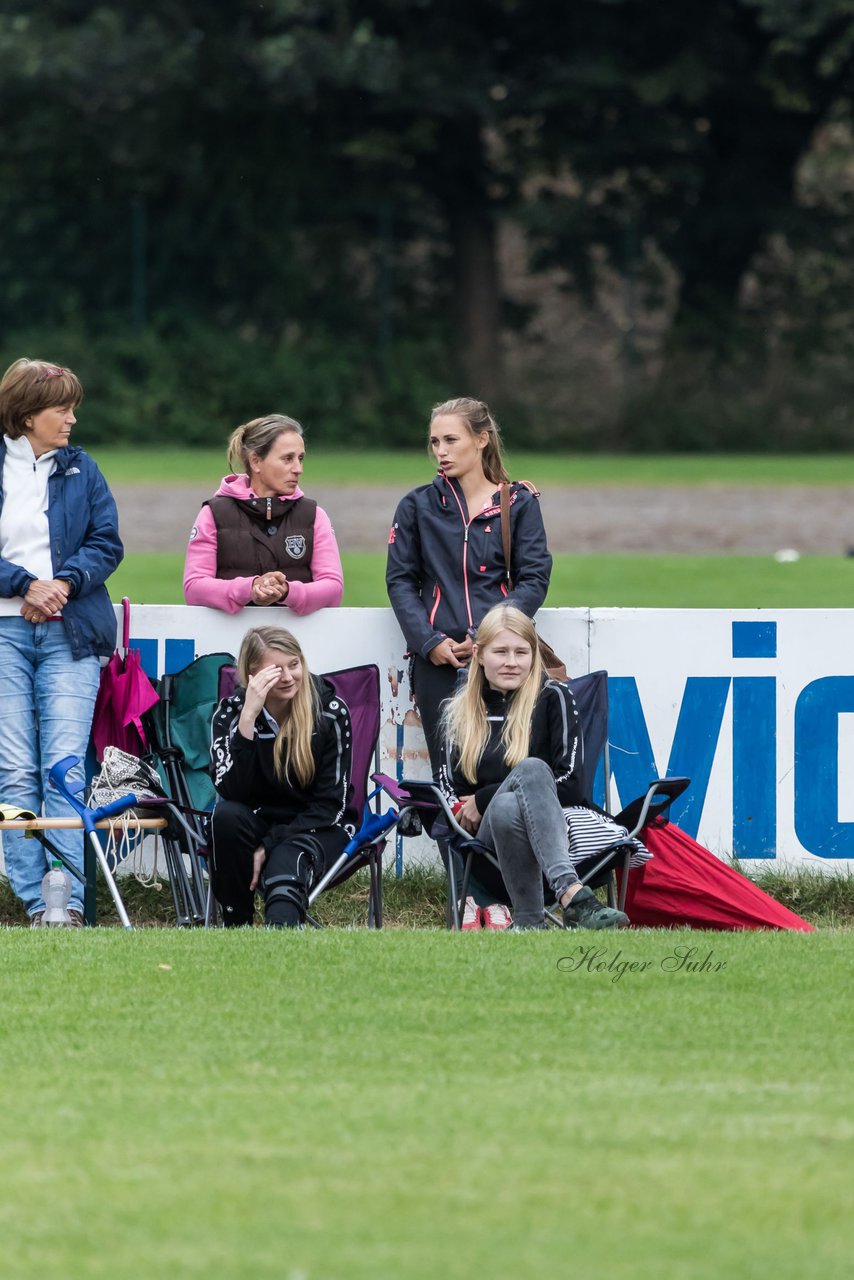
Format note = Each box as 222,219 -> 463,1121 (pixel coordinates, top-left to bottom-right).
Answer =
48,754 -> 138,930
308,793 -> 399,905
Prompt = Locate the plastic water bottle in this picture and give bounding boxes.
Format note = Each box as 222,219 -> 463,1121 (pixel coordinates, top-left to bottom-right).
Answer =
42,861 -> 72,926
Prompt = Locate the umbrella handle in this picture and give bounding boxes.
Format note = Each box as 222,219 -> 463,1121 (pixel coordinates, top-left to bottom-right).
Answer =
122,596 -> 131,653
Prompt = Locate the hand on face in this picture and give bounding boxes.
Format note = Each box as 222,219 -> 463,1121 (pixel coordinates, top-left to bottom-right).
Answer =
243,663 -> 286,718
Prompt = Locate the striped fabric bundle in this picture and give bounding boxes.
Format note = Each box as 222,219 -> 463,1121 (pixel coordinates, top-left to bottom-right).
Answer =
562,805 -> 651,868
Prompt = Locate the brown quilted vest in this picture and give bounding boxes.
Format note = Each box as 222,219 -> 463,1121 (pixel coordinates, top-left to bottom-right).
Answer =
207,494 -> 316,582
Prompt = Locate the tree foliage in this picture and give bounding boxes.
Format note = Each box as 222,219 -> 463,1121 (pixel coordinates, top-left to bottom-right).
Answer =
2,0 -> 854,447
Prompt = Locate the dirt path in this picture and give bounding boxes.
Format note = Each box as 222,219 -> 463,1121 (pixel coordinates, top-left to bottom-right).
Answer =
114,483 -> 854,555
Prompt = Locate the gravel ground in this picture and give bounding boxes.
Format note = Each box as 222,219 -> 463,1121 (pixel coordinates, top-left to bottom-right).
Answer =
115,483 -> 854,555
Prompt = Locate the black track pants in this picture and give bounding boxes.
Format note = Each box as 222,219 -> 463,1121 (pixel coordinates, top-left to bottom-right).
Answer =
210,799 -> 349,927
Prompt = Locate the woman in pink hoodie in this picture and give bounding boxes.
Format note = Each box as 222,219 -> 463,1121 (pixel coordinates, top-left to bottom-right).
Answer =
183,414 -> 344,615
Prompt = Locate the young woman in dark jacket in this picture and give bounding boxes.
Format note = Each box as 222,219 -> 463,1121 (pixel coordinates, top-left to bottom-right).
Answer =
386,397 -> 552,784
0,358 -> 123,926
440,604 -> 629,930
209,625 -> 355,927
386,397 -> 552,924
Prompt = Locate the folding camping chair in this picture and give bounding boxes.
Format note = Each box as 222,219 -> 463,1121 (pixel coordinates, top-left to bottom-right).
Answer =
201,663 -> 398,928
379,670 -> 689,930
141,652 -> 237,926
305,664 -> 398,928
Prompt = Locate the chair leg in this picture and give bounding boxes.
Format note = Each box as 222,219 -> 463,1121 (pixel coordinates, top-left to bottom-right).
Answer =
617,849 -> 633,912
446,842 -> 462,930
367,850 -> 383,929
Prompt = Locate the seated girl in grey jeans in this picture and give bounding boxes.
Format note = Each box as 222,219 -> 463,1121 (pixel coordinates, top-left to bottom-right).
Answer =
439,603 -> 629,930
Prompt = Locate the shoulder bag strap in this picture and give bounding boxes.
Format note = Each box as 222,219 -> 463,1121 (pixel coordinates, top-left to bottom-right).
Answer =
499,483 -> 513,589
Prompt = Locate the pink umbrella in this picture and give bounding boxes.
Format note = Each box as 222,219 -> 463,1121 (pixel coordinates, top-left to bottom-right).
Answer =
619,821 -> 815,932
91,598 -> 160,762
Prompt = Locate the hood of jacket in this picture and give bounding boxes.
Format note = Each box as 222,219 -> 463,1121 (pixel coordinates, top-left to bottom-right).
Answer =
214,473 -> 305,502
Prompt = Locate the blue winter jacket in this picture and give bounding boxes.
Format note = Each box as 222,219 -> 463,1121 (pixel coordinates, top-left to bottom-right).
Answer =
0,440 -> 124,659
386,474 -> 552,659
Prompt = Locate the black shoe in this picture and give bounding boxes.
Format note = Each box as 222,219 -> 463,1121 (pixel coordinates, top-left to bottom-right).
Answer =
562,887 -> 629,930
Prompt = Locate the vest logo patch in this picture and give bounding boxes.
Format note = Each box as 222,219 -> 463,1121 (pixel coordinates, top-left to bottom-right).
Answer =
285,535 -> 306,559
189,525 -> 198,541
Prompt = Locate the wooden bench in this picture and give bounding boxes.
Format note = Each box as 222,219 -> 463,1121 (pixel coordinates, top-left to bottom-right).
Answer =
0,816 -> 167,926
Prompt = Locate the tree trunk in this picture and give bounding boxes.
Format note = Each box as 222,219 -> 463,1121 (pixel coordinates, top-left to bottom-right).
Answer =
447,199 -> 502,398
431,117 -> 503,400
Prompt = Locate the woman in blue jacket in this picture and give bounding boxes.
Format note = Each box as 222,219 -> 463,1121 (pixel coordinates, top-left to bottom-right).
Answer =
0,358 -> 123,925
386,397 -> 552,922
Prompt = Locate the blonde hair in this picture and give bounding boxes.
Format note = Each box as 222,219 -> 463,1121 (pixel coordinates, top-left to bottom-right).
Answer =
429,397 -> 508,486
237,626 -> 320,788
0,358 -> 83,440
227,414 -> 304,477
442,604 -> 543,783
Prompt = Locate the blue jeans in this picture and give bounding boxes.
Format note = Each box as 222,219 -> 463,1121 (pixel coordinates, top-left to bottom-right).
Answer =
0,618 -> 100,916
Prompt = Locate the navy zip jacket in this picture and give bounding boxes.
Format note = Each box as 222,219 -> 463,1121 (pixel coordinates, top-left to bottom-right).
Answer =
0,440 -> 124,659
386,474 -> 552,659
440,679 -> 585,816
210,674 -> 357,850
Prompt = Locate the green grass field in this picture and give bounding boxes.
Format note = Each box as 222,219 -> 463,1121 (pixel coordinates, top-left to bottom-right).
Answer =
1,928 -> 849,1280
96,447 -> 854,488
110,550 -> 854,609
6,448 -> 849,1277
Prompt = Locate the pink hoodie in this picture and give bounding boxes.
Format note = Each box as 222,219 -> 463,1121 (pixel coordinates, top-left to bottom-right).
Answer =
183,474 -> 344,615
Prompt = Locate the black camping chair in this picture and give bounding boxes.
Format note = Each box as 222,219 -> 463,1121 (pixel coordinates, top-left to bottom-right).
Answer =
378,670 -> 689,930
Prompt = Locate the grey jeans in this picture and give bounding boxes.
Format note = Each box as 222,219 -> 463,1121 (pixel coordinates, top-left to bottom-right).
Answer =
476,757 -> 578,928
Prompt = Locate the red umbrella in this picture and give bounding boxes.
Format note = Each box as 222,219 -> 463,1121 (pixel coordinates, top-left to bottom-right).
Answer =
619,821 -> 815,932
91,598 -> 160,762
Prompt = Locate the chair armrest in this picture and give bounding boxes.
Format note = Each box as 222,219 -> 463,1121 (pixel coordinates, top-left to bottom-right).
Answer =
615,776 -> 690,838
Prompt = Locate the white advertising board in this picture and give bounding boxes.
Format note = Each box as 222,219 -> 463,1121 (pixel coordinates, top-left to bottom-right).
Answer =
3,605 -> 851,875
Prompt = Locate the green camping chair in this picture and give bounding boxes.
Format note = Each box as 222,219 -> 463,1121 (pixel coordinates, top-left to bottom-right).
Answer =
142,651 -> 236,924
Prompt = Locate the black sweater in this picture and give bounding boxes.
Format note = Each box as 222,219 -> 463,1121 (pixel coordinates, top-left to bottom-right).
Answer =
210,674 -> 356,851
440,679 -> 584,815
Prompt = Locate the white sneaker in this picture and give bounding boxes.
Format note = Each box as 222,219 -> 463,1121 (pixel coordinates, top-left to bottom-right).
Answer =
460,895 -> 482,930
482,902 -> 512,930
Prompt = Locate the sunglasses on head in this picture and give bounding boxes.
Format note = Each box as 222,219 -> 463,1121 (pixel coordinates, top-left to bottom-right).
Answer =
34,366 -> 67,383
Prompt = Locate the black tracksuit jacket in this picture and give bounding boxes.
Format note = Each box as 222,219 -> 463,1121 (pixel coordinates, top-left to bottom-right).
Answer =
386,474 -> 552,659
440,679 -> 586,816
209,674 -> 355,853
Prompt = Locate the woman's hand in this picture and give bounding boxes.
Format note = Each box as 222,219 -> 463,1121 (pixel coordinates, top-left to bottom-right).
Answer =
238,664 -> 282,736
428,637 -> 465,668
249,844 -> 267,891
251,572 -> 289,605
21,578 -> 69,622
455,794 -> 481,834
449,636 -> 473,664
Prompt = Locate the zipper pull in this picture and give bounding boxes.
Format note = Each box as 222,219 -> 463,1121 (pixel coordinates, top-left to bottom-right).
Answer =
266,497 -> 272,521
